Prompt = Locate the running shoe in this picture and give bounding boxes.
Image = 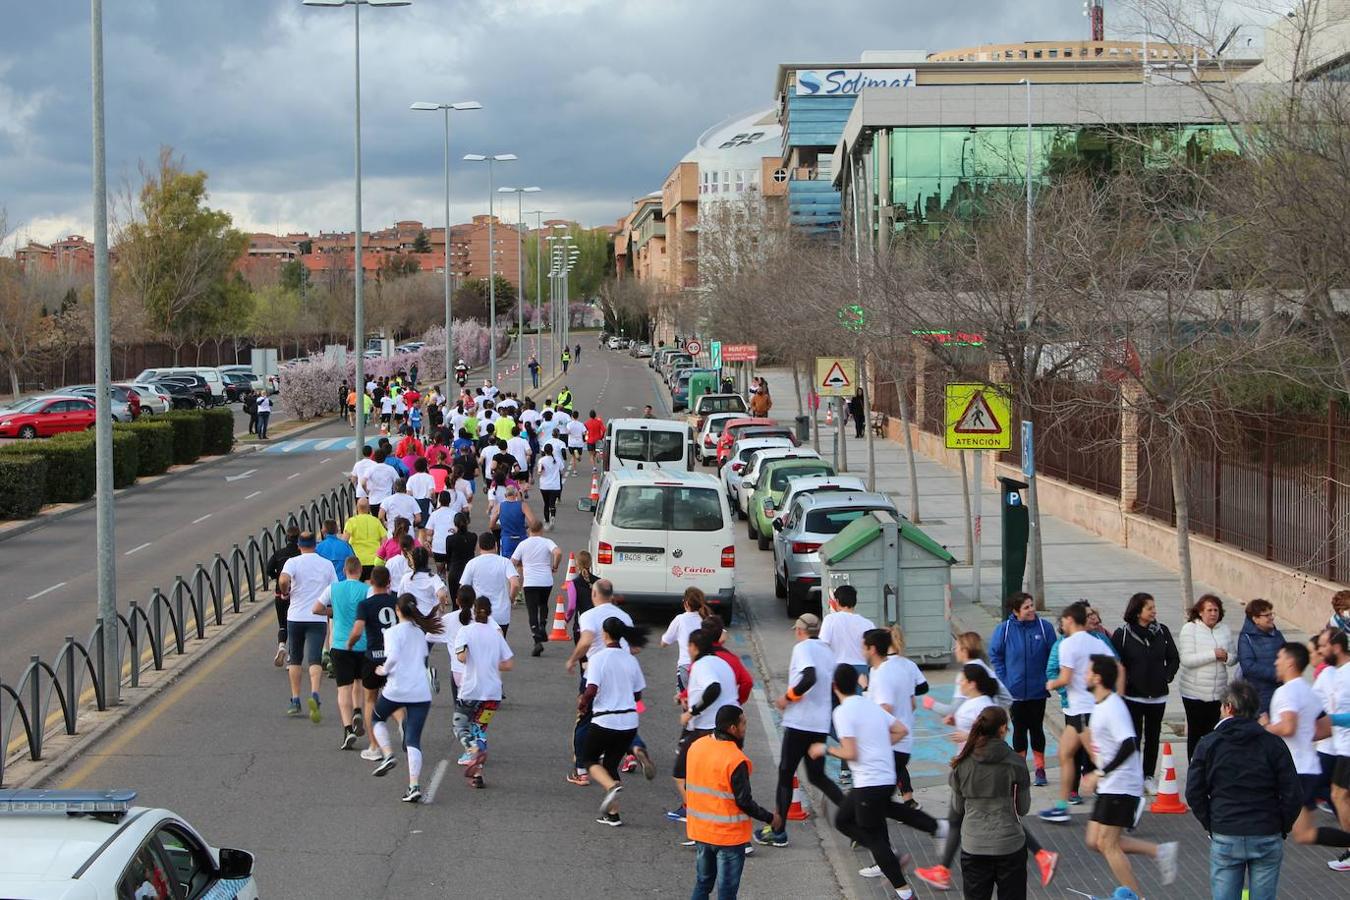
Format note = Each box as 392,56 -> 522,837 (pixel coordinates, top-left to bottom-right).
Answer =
360,747 -> 383,761
340,727 -> 357,751
1067,791 -> 1084,805
531,642 -> 543,658
744,844 -> 754,856
351,708 -> 364,737
596,812 -> 623,827
859,865 -> 883,878
286,698 -> 302,717
1328,850 -> 1350,871
1143,776 -> 1157,795
429,666 -> 439,694
599,784 -> 624,815
1317,800 -> 1337,816
566,772 -> 591,786
665,805 -> 687,822
401,784 -> 422,803
1038,804 -> 1070,823
753,825 -> 788,847
372,754 -> 398,777
620,754 -> 638,774
913,865 -> 951,890
1156,840 -> 1178,885
1033,766 -> 1048,786
308,693 -> 321,724
895,889 -> 915,900
274,643 -> 286,667
634,745 -> 656,780
457,750 -> 476,766
322,650 -> 334,678
680,839 -> 697,847
1035,849 -> 1058,887
902,798 -> 921,811
471,774 -> 485,789
464,750 -> 487,782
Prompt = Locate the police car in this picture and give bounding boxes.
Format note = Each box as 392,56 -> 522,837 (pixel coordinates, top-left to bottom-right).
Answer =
0,789 -> 258,899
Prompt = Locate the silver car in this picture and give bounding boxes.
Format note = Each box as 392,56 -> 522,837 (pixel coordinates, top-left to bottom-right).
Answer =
720,437 -> 793,515
771,490 -> 898,618
64,384 -> 136,422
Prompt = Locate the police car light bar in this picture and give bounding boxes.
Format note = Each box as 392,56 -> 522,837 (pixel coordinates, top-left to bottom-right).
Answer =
0,789 -> 137,815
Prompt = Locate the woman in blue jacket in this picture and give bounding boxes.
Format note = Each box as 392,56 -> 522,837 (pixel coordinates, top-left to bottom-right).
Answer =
990,592 -> 1056,786
1237,598 -> 1285,713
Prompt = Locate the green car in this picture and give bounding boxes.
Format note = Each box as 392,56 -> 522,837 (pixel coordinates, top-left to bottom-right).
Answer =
747,457 -> 836,550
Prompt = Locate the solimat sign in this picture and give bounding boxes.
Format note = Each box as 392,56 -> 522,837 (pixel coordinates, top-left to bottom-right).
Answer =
794,68 -> 916,96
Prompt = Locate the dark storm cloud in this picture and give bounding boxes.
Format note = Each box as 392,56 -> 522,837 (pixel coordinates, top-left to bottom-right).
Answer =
0,0 -> 1084,240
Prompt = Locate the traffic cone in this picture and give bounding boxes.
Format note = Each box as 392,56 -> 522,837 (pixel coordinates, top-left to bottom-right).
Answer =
547,594 -> 570,641
1149,742 -> 1187,814
825,406 -> 834,426
786,776 -> 809,820
588,474 -> 600,503
566,552 -> 578,581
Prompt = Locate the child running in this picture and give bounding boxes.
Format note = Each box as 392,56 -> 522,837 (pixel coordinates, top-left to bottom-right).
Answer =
661,588 -> 710,691
369,593 -> 443,803
453,596 -> 515,788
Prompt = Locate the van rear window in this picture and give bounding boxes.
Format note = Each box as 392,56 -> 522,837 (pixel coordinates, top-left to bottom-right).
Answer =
612,485 -> 724,532
614,429 -> 685,464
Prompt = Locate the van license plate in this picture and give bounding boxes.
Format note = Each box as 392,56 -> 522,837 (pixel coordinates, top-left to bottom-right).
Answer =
618,552 -> 660,563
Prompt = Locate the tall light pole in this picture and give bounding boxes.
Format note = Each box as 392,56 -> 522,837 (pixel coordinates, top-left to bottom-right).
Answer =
91,0 -> 117,703
563,241 -> 580,354
411,99 -> 481,389
303,0 -> 411,458
1017,76 -> 1045,608
498,186 -> 541,395
525,209 -> 556,385
545,230 -> 567,379
463,153 -> 516,383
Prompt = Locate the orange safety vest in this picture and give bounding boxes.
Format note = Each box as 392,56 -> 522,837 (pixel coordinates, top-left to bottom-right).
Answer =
684,734 -> 753,846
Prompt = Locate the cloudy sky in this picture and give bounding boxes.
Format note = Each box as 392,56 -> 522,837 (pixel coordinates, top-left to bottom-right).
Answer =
0,0 -> 1261,245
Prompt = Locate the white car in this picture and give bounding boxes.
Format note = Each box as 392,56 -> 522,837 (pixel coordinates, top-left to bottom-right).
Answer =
735,446 -> 820,518
0,788 -> 258,899
127,383 -> 172,415
720,436 -> 794,510
586,468 -> 737,623
694,412 -> 742,466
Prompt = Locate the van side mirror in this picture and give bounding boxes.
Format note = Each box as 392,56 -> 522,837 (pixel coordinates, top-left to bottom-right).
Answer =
217,848 -> 254,880
772,518 -> 784,532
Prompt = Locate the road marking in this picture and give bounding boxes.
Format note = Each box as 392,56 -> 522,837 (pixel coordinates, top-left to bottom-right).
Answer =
277,440 -> 303,453
125,542 -> 152,556
60,613 -> 271,788
424,758 -> 450,803
287,472 -> 301,480
319,457 -> 332,464
192,513 -> 212,524
245,490 -> 262,499
315,438 -> 347,450
748,687 -> 784,768
224,468 -> 257,483
26,582 -> 68,601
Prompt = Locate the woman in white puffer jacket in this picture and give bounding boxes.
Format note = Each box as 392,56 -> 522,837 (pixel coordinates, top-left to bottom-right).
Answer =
1178,593 -> 1238,762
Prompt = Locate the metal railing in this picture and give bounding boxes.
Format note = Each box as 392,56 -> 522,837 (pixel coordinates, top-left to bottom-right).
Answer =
0,481 -> 356,786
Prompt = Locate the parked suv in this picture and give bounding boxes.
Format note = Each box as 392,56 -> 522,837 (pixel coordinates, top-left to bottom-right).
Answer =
772,490 -> 899,618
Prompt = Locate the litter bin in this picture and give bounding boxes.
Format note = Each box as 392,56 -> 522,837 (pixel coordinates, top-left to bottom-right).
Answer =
794,415 -> 810,442
998,476 -> 1029,603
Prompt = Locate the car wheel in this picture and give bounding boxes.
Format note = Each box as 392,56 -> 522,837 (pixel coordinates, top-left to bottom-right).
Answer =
18,425 -> 37,439
756,529 -> 771,552
786,581 -> 809,619
774,569 -> 786,599
747,516 -> 757,540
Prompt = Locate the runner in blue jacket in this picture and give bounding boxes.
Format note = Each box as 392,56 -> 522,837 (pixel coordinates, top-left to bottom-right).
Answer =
990,592 -> 1057,785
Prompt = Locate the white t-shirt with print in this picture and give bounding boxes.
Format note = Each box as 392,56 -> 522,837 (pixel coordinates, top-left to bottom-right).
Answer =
460,553 -> 518,627
832,694 -> 897,789
454,620 -> 513,702
686,653 -> 737,731
1089,691 -> 1143,796
587,645 -> 646,732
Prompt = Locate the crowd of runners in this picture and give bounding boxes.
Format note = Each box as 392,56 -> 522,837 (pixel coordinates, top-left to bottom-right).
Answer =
261,362 -> 1350,900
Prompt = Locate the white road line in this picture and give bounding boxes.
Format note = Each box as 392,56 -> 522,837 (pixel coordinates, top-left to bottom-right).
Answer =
192,513 -> 212,524
315,438 -> 346,450
748,687 -> 784,767
26,582 -> 68,601
424,758 -> 450,803
277,440 -> 303,453
245,490 -> 262,499
287,472 -> 301,480
319,457 -> 332,464
125,542 -> 152,556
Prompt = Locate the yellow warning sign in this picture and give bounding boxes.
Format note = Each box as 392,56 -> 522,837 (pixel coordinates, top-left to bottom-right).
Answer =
944,383 -> 1012,450
815,357 -> 857,398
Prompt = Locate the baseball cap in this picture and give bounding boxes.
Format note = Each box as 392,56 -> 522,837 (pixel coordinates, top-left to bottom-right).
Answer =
793,613 -> 820,635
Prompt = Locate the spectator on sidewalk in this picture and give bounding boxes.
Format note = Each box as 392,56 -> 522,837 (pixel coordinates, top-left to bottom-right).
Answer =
1110,592 -> 1180,794
1185,680 -> 1301,900
255,393 -> 272,440
242,388 -> 258,435
990,591 -> 1056,786
1329,589 -> 1350,635
848,389 -> 866,439
1179,594 -> 1237,761
1239,599 -> 1285,714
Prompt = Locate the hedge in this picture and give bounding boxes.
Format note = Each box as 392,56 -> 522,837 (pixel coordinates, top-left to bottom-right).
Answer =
109,430 -> 139,488
200,407 -> 235,456
162,411 -> 205,465
116,420 -> 174,476
0,435 -> 94,504
0,455 -> 48,519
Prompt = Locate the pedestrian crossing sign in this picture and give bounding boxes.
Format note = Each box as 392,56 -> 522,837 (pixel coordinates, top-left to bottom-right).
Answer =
815,357 -> 856,397
944,383 -> 1012,450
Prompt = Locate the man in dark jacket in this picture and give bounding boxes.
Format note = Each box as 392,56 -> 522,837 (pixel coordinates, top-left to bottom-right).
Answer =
1185,680 -> 1301,900
990,591 -> 1057,785
266,526 -> 302,667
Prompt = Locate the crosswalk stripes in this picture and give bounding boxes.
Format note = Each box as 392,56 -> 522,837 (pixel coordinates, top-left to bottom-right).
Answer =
257,437 -> 362,454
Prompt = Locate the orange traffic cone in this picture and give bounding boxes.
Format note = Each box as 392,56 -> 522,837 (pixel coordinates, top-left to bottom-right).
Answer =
566,552 -> 578,581
588,474 -> 600,503
825,406 -> 834,426
787,776 -> 809,820
1149,742 -> 1187,814
547,594 -> 570,641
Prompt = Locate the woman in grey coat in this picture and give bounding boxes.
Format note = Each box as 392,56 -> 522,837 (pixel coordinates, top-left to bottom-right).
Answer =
949,706 -> 1030,899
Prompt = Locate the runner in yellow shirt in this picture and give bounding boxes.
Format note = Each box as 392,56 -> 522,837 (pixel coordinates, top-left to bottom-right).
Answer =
342,499 -> 386,580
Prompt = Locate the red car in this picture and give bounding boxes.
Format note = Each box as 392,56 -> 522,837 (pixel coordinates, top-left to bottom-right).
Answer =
715,417 -> 799,466
0,395 -> 98,439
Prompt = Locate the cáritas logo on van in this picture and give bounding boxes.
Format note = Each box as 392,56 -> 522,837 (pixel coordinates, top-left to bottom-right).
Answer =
672,565 -> 716,578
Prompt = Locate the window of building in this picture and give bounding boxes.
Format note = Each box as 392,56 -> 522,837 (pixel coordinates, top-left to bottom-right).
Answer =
1048,49 -> 1058,58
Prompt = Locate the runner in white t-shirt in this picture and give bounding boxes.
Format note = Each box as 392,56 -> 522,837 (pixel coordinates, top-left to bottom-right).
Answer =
278,538 -> 338,722
368,594 -> 443,803
862,628 -> 927,805
535,444 -> 566,528
819,585 -> 874,668
453,596 -> 514,788
672,629 -> 737,817
660,590 -> 709,689
351,449 -> 378,500
458,532 -> 521,632
510,521 -> 561,653
581,617 -> 649,827
1041,601 -> 1107,822
565,418 -> 587,474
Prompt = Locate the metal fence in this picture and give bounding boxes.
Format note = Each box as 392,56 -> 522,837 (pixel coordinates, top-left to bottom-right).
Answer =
1136,400 -> 1350,582
872,375 -> 916,423
0,481 -> 356,786
1000,379 -> 1123,498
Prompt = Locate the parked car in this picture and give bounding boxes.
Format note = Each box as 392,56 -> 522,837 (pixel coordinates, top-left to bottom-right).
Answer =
125,383 -> 172,415
0,395 -> 98,438
720,435 -> 795,505
735,446 -> 820,519
672,368 -> 720,411
218,365 -> 267,392
151,374 -> 212,408
772,490 -> 899,617
688,393 -> 748,433
64,384 -> 139,422
221,371 -> 254,402
715,416 -> 777,466
145,379 -> 200,410
774,475 -> 868,529
694,412 -> 743,466
664,357 -> 695,387
633,342 -> 653,359
746,456 -> 838,550
132,367 -> 225,404
607,337 -> 622,350
651,347 -> 678,370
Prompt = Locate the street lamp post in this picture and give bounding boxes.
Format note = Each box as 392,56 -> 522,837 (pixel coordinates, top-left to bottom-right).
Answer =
303,0 -> 412,459
498,186 -> 541,395
463,153 -> 516,383
525,209 -> 555,388
1017,76 -> 1046,608
411,100 -> 481,390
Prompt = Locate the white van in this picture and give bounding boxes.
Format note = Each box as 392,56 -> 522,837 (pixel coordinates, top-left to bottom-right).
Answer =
587,469 -> 737,622
604,418 -> 694,473
133,367 -> 226,402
